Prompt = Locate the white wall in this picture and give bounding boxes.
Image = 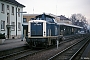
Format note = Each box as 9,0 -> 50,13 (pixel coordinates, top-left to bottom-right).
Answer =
17,7 -> 23,35
0,1 -> 23,38
0,1 -> 7,35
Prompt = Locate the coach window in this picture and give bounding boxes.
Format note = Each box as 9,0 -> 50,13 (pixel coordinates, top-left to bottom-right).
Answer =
23,18 -> 27,22
36,17 -> 39,20
18,8 -> 20,17
30,18 -> 35,20
1,3 -> 5,13
12,6 -> 14,15
18,22 -> 21,30
11,22 -> 15,31
7,5 -> 9,10
1,20 -> 5,30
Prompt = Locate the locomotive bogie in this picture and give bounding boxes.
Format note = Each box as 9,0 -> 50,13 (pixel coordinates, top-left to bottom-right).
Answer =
26,37 -> 58,48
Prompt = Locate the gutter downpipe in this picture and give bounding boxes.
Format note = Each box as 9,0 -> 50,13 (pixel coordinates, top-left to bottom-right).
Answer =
16,5 -> 18,38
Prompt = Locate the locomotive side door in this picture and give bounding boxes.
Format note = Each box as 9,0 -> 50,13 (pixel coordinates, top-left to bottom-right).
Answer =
48,29 -> 51,45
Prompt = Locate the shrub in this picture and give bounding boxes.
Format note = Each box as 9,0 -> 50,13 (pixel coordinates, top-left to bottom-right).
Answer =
0,33 -> 5,39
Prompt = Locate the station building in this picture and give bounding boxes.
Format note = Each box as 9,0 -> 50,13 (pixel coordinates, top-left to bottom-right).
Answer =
22,14 -> 38,37
49,14 -> 83,36
0,0 -> 25,39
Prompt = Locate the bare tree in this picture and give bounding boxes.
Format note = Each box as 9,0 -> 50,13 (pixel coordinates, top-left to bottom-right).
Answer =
70,14 -> 88,32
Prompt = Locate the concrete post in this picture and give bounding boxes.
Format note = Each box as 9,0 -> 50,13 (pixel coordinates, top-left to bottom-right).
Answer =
57,39 -> 59,49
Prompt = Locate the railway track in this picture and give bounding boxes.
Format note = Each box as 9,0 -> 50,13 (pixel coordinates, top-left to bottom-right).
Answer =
15,38 -> 85,60
0,34 -> 86,60
0,38 -> 78,60
48,36 -> 90,60
0,45 -> 29,57
0,49 -> 33,60
0,47 -> 49,60
0,40 -> 71,60
15,37 -> 85,60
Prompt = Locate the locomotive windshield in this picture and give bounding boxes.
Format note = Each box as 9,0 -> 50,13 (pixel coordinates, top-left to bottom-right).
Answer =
36,13 -> 55,23
36,15 -> 42,20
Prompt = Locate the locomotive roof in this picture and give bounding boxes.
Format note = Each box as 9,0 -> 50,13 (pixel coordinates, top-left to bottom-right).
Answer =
35,13 -> 55,18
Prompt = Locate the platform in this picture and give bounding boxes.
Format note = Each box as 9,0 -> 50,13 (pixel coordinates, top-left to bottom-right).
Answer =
0,39 -> 27,51
81,41 -> 90,60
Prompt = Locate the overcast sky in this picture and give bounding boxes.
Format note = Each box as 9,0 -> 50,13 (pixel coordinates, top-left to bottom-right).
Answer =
16,0 -> 90,24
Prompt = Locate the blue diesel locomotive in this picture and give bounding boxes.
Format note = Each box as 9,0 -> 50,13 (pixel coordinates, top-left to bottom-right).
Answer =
26,13 -> 82,48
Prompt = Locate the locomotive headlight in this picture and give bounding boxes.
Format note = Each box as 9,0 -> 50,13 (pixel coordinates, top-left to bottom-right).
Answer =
28,32 -> 30,36
44,31 -> 45,35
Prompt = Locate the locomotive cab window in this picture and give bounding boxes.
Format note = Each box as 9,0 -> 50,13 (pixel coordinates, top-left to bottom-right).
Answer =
36,16 -> 42,20
36,14 -> 54,23
46,16 -> 54,23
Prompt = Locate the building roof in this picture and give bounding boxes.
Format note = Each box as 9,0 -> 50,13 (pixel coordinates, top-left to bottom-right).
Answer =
57,23 -> 83,28
58,15 -> 70,21
23,14 -> 39,16
0,0 -> 25,7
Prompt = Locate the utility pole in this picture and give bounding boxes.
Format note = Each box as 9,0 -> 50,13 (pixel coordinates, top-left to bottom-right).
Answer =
16,6 -> 18,37
56,0 -> 58,15
33,7 -> 34,14
17,12 -> 27,41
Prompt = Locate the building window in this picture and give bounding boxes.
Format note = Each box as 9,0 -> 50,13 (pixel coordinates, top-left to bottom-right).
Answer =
7,13 -> 10,24
23,18 -> 27,22
1,20 -> 5,30
12,6 -> 14,15
7,5 -> 9,10
11,22 -> 15,30
18,8 -> 20,17
18,22 -> 21,30
1,3 -> 5,13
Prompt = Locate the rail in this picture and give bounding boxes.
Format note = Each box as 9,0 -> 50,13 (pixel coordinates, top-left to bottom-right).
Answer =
48,36 -> 89,60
